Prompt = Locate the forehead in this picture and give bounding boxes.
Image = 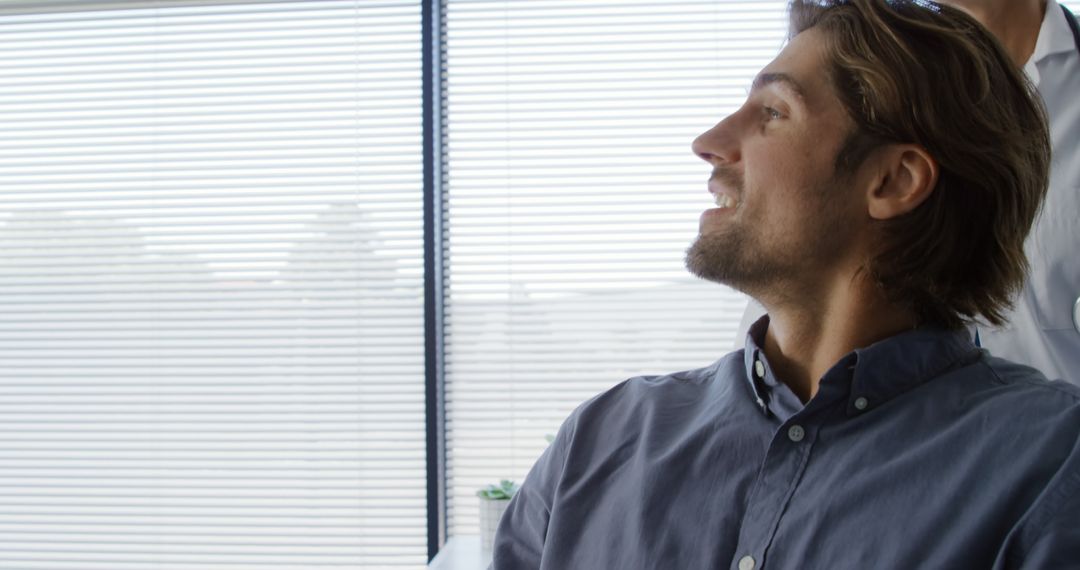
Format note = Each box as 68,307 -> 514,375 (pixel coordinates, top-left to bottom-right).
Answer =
755,28 -> 836,112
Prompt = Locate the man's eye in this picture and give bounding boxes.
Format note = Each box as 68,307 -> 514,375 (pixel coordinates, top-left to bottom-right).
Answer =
765,106 -> 783,120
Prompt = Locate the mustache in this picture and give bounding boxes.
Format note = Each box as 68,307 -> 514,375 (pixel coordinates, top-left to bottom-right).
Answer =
711,166 -> 744,194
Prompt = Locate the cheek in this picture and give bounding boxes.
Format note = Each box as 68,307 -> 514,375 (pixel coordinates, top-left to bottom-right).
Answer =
742,126 -> 844,206
745,132 -> 816,180
744,153 -> 810,209
747,166 -> 843,234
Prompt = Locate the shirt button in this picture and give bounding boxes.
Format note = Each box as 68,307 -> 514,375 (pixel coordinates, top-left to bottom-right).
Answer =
738,555 -> 756,570
854,397 -> 869,411
1073,295 -> 1079,333
788,425 -> 805,442
754,360 -> 765,378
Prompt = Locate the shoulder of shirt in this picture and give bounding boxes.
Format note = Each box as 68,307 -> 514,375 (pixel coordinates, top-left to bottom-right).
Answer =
974,353 -> 1080,563
602,351 -> 740,396
559,351 -> 743,428
974,349 -> 1080,404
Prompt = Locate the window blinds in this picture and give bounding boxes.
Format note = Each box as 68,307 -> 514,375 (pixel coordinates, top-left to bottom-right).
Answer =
0,2 -> 427,569
442,0 -> 787,537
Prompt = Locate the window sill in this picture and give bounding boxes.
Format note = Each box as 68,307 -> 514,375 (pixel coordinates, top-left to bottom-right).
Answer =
428,536 -> 487,570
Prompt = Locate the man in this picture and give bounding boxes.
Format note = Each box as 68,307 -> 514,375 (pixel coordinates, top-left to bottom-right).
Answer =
738,0 -> 1080,384
490,1 -> 1080,569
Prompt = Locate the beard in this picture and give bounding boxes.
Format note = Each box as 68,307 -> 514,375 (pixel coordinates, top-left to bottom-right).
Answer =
684,229 -> 785,293
684,166 -> 854,297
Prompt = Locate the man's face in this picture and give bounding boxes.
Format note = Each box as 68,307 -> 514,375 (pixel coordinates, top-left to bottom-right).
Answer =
685,28 -> 867,299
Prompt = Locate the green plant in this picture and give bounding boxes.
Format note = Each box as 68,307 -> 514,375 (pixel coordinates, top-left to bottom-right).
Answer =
477,479 -> 519,500
477,435 -> 553,500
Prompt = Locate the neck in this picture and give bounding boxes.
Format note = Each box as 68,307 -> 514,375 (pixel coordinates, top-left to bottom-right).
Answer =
757,274 -> 918,403
948,0 -> 1046,65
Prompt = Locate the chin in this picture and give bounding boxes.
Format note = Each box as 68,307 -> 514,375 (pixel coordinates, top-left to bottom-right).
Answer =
685,234 -> 743,286
684,232 -> 780,298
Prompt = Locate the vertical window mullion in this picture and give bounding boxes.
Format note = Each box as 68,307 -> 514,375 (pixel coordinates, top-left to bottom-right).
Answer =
423,0 -> 450,562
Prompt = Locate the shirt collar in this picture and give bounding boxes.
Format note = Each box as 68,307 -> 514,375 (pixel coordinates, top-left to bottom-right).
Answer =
742,314 -> 980,418
1023,0 -> 1075,85
742,317 -> 776,417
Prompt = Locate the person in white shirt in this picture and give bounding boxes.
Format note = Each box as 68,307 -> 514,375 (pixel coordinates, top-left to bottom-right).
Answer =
735,0 -> 1080,383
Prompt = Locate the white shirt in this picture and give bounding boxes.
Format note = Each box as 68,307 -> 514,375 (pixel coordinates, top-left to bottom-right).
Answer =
978,0 -> 1080,383
735,1 -> 1080,383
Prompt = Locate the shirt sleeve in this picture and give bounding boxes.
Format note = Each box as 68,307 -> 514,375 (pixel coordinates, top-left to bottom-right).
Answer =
487,411 -> 577,570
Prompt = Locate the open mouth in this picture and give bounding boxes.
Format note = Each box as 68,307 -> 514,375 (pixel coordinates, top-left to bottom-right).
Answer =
713,193 -> 738,209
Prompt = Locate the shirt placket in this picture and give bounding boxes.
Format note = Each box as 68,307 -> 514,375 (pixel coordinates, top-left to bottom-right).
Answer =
729,417 -> 818,570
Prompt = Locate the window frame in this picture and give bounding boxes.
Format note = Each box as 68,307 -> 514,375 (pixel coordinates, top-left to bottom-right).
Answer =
421,0 -> 450,562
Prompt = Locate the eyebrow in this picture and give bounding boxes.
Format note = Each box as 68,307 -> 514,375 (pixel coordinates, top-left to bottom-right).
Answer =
750,72 -> 808,103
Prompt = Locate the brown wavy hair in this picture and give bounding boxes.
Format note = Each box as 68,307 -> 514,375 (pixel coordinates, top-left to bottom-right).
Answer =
790,0 -> 1050,329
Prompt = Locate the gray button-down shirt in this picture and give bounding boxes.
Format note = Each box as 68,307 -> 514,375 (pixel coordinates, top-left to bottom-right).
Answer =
490,318 -> 1080,569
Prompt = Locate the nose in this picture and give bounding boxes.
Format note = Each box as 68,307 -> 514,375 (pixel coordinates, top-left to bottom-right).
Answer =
691,117 -> 740,165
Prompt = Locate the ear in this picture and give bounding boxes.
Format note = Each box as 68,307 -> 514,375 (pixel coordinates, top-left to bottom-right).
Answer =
866,145 -> 939,220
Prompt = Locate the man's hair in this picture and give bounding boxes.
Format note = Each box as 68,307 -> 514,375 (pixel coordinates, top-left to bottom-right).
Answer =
790,0 -> 1050,329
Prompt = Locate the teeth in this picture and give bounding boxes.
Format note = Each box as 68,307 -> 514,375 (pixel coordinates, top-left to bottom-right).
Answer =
714,194 -> 737,209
